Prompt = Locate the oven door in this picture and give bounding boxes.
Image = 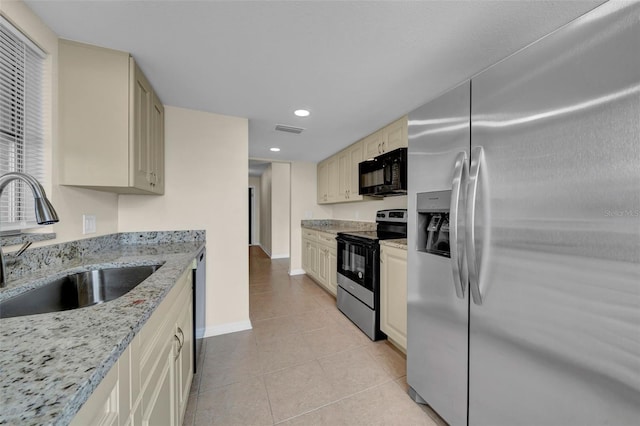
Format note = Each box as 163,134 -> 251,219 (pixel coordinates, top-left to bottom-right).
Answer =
336,235 -> 379,294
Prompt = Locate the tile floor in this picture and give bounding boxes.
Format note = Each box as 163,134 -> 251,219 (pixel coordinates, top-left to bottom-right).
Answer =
183,246 -> 445,425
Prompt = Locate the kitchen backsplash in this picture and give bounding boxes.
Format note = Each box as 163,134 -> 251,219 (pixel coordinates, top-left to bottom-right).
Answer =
4,230 -> 205,281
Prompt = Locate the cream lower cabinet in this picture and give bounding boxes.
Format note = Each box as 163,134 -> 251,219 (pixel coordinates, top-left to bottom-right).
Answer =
380,245 -> 408,352
72,268 -> 193,426
301,229 -> 338,296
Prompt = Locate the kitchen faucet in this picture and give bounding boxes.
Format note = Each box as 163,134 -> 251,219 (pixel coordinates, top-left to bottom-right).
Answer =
0,172 -> 59,288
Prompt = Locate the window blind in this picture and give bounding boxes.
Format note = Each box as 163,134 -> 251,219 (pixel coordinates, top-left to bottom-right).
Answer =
0,17 -> 46,232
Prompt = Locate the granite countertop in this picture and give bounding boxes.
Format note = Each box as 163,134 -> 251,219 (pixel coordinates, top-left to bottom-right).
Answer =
301,219 -> 376,235
0,232 -> 205,426
380,238 -> 408,250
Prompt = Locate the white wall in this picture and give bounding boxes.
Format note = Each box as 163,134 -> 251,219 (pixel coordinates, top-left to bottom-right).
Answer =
1,0 -> 120,247
259,165 -> 272,255
289,161 -> 332,274
118,106 -> 250,336
248,175 -> 261,245
270,162 -> 290,258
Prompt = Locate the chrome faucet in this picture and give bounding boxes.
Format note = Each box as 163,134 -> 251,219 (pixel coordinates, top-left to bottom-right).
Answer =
0,172 -> 59,288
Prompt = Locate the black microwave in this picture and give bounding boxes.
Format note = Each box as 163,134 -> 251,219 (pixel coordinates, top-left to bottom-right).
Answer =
359,147 -> 407,197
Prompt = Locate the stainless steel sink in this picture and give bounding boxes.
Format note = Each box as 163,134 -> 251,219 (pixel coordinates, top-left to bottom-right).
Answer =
0,265 -> 161,319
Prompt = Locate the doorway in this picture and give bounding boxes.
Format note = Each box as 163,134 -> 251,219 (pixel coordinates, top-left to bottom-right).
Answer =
248,187 -> 253,244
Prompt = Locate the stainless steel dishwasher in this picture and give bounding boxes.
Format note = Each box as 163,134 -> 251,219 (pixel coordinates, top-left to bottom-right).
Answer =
193,247 -> 206,373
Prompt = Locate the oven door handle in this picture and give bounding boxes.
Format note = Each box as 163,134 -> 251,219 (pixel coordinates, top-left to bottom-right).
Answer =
450,151 -> 468,299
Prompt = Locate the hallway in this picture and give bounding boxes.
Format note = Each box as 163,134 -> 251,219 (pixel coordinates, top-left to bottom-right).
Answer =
184,246 -> 441,425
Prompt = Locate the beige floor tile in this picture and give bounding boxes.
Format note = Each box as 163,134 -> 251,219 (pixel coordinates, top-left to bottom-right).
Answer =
277,401 -> 348,426
292,309 -> 334,333
252,315 -> 302,345
331,381 -> 438,426
194,376 -> 273,426
317,346 -> 394,399
204,330 -> 257,361
264,360 -> 338,423
199,350 -> 262,393
257,333 -> 316,373
366,341 -> 407,379
301,325 -> 363,359
312,291 -> 337,309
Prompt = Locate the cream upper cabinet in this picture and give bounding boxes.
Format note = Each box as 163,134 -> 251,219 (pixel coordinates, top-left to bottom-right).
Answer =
380,245 -> 408,352
59,40 -> 165,195
317,161 -> 329,204
327,156 -> 340,203
347,142 -> 364,201
382,115 -> 408,153
363,130 -> 384,160
316,116 -> 405,205
338,149 -> 350,201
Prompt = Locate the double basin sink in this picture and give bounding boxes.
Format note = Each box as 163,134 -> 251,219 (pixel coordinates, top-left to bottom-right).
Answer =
0,264 -> 161,319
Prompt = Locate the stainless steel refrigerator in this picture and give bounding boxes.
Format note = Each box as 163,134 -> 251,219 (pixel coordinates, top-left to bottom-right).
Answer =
407,2 -> 640,425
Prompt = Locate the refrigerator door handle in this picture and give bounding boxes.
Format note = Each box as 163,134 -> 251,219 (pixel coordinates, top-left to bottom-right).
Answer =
450,151 -> 468,299
466,146 -> 487,305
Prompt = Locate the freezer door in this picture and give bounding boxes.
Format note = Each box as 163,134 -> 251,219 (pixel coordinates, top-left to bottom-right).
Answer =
407,81 -> 470,426
469,2 -> 640,425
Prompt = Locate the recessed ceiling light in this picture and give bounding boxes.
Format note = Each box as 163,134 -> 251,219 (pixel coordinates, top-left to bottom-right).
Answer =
270,147 -> 281,152
294,109 -> 310,117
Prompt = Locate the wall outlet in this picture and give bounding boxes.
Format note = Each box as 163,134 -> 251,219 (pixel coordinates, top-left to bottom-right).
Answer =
83,214 -> 96,234
304,211 -> 313,219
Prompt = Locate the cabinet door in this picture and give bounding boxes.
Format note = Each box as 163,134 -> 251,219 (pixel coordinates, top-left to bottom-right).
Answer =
175,298 -> 193,425
327,156 -> 340,202
132,60 -> 153,192
328,246 -> 338,296
383,116 -> 408,153
317,162 -> 329,204
338,150 -> 349,201
348,142 -> 363,201
150,92 -> 165,194
363,131 -> 383,160
317,246 -> 329,287
308,242 -> 319,277
70,361 -> 119,426
141,347 -> 175,426
380,246 -> 408,351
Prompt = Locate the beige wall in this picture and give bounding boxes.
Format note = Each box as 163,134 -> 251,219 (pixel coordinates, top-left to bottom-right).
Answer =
1,0 -> 119,248
331,195 -> 408,222
289,161 -> 332,274
259,165 -> 272,255
118,106 -> 249,336
248,175 -> 261,245
270,162 -> 290,258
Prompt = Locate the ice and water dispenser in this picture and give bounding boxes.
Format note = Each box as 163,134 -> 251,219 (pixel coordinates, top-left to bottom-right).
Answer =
416,190 -> 451,257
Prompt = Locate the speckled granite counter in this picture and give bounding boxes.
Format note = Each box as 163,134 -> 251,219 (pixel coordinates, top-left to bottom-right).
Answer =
380,238 -> 408,250
301,219 -> 376,235
0,231 -> 205,426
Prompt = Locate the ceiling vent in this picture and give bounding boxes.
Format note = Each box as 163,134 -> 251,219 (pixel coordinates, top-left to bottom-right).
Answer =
275,124 -> 305,134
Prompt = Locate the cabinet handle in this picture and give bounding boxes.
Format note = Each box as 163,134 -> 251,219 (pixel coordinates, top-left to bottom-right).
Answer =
382,142 -> 386,152
378,143 -> 381,154
177,327 -> 185,346
174,335 -> 182,359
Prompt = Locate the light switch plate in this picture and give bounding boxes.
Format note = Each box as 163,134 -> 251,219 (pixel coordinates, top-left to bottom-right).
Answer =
83,214 -> 96,234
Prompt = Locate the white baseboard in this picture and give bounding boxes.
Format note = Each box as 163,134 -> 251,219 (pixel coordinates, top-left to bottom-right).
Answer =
202,320 -> 253,338
196,327 -> 206,339
270,254 -> 289,259
289,268 -> 305,276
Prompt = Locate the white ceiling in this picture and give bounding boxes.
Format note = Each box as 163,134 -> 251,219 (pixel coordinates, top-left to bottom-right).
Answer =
25,0 -> 603,163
